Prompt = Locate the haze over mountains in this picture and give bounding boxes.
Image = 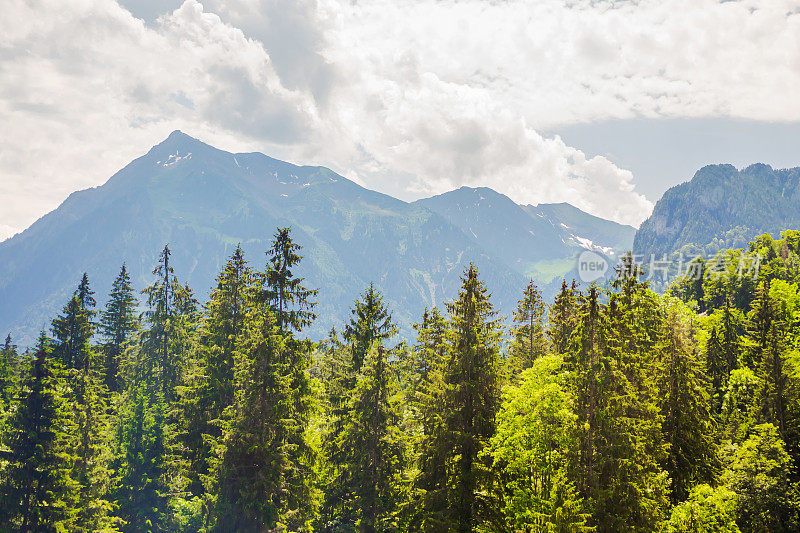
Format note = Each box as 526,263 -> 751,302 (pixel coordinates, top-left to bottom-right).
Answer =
0,132 -> 635,345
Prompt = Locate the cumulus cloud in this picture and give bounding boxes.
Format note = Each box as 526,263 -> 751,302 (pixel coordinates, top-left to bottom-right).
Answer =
2,0 -> 799,230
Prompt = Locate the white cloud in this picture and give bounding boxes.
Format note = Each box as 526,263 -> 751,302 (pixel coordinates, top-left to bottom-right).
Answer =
1,0 -> 799,231
0,224 -> 20,242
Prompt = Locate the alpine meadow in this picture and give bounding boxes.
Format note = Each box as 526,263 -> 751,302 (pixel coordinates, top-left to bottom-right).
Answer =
3,1 -> 800,532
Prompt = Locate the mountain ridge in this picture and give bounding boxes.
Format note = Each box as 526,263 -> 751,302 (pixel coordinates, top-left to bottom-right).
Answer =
1,131 -> 634,346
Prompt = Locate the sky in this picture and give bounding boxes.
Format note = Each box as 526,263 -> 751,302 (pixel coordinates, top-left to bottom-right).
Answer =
1,0 -> 799,241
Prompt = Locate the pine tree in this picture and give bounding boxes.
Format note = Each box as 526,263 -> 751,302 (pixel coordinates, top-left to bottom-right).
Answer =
413,264 -> 502,532
115,386 -> 169,533
52,275 -> 96,371
0,336 -> 78,531
173,245 -> 255,499
344,283 -> 397,372
209,309 -> 316,531
262,227 -> 318,334
99,264 -> 139,392
548,279 -> 579,354
329,345 -> 404,532
508,279 -> 547,377
706,326 -> 726,414
658,310 -> 718,504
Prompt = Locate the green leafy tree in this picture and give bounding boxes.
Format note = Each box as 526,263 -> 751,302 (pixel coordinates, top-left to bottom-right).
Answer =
487,354 -> 589,531
664,484 -> 740,533
723,423 -> 800,533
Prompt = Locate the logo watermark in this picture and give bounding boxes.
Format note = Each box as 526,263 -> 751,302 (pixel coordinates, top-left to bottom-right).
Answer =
574,251 -> 762,285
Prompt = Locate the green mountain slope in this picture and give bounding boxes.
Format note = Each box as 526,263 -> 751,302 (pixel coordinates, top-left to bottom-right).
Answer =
633,163 -> 800,259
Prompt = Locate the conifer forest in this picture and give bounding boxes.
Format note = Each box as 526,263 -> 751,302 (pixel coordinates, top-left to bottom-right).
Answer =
3,227 -> 800,533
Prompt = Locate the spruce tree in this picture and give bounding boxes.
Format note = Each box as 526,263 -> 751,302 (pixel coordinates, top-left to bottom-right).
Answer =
508,279 -> 547,376
344,283 -> 396,372
99,264 -> 139,392
173,245 -> 255,499
658,309 -> 718,504
52,275 -> 96,371
569,285 -> 669,532
262,227 -> 318,334
70,361 -> 119,532
135,244 -> 195,401
115,386 -> 168,533
548,279 -> 579,354
0,336 -> 78,531
706,326 -> 726,414
413,264 -> 502,532
329,345 -> 404,532
0,333 -> 18,407
209,309 -> 315,531
756,320 -> 791,439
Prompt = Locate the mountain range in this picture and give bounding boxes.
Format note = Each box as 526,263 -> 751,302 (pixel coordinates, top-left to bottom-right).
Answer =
633,163 -> 800,259
0,131 -> 635,345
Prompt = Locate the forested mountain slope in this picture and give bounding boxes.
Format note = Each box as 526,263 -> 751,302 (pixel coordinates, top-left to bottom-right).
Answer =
633,163 -> 800,259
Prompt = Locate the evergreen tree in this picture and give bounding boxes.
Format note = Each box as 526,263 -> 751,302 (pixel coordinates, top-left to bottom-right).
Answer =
115,386 -> 169,533
508,279 -> 547,376
135,244 -> 195,401
99,264 -> 139,392
209,309 -> 315,531
744,279 -> 775,370
329,345 -> 404,532
658,309 -> 718,504
0,333 -> 18,408
569,285 -> 669,532
344,283 -> 396,372
173,245 -> 256,500
262,227 -> 318,334
0,337 -> 78,531
52,275 -> 96,371
756,320 -> 791,439
722,298 -> 740,376
548,279 -> 579,354
706,326 -> 726,414
413,265 -> 502,531
70,361 -> 120,532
